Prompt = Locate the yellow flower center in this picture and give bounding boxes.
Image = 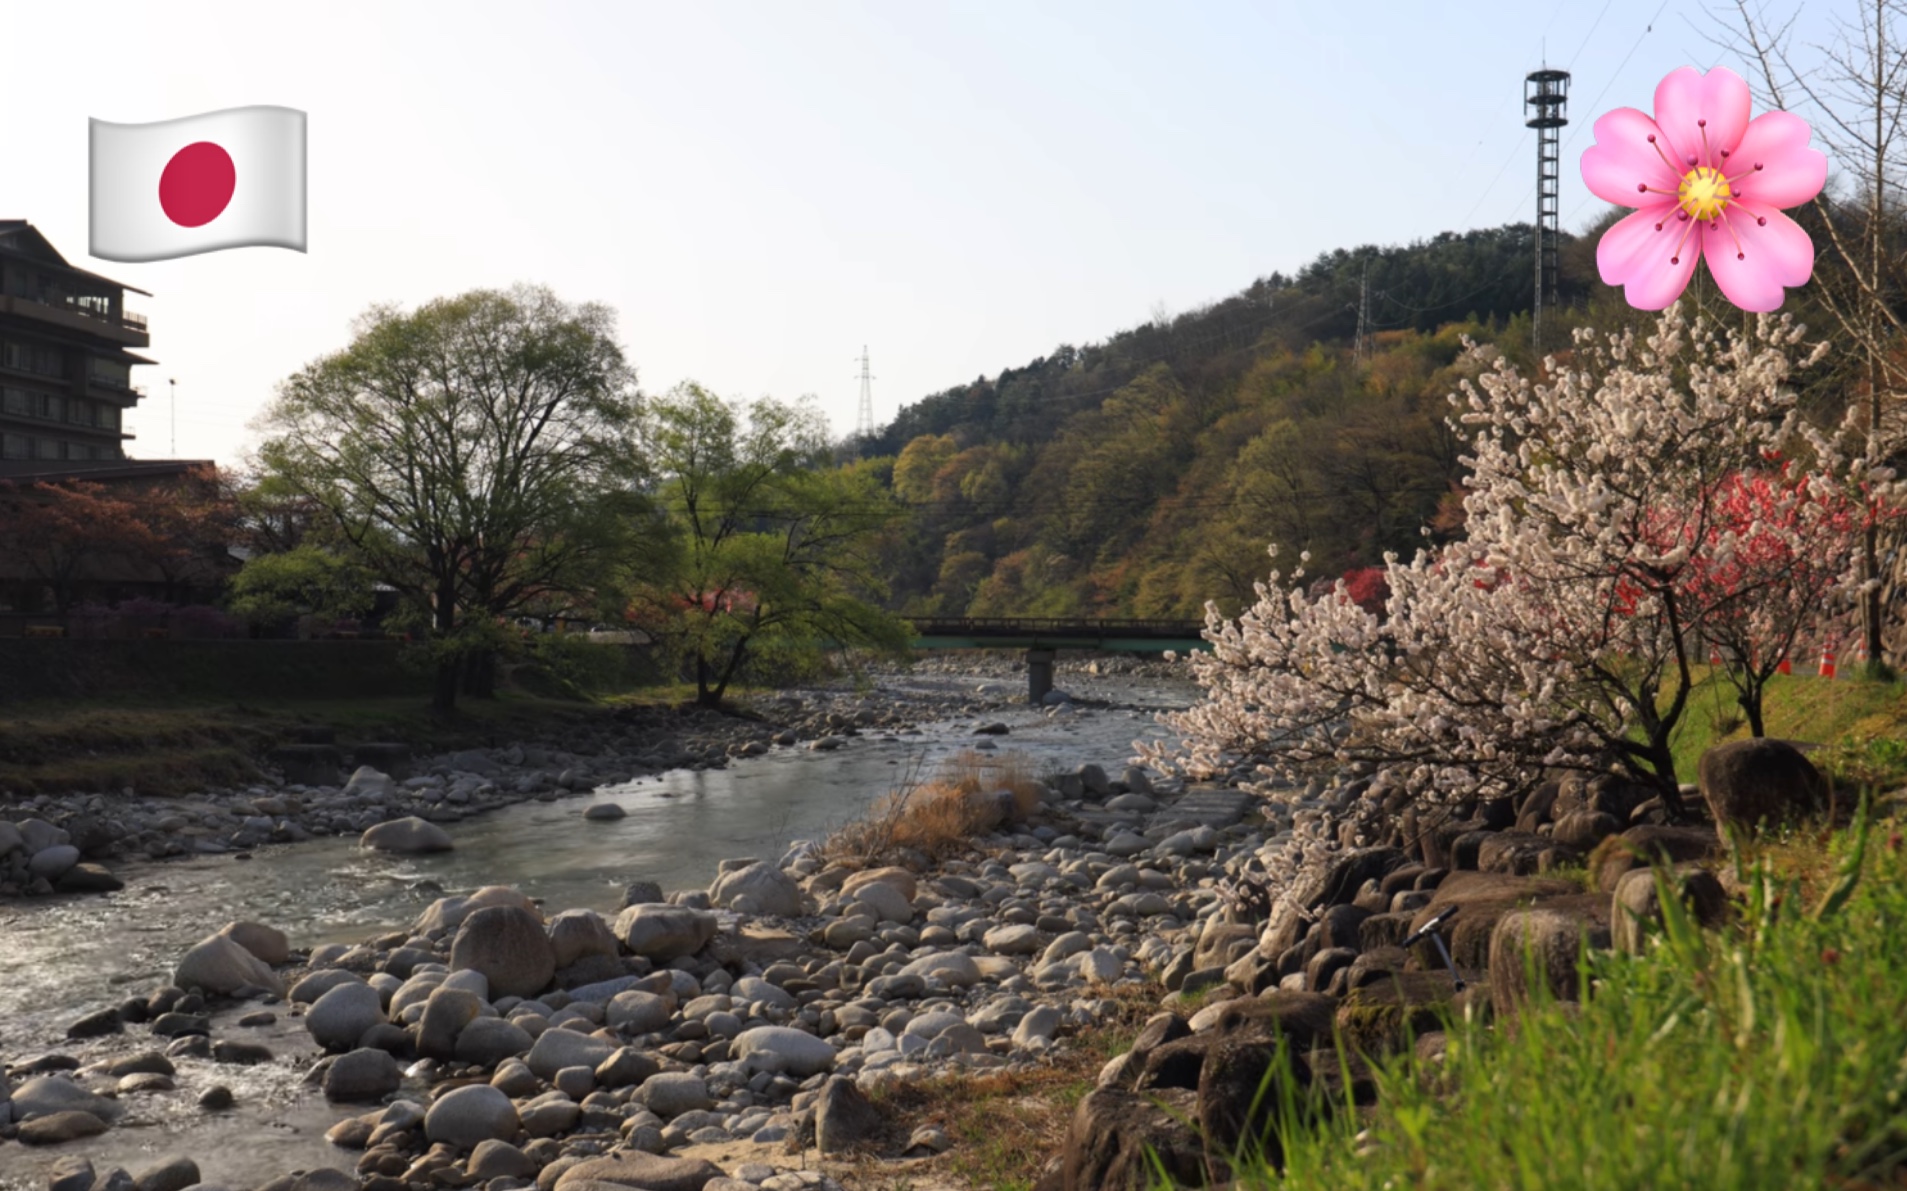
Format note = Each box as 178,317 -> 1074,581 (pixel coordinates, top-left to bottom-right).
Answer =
1678,166 -> 1731,222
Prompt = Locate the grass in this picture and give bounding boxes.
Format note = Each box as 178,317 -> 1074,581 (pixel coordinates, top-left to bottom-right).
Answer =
0,689 -> 668,796
821,749 -> 1049,866
1219,811 -> 1907,1189
868,982 -> 1160,1191
1665,667 -> 1907,789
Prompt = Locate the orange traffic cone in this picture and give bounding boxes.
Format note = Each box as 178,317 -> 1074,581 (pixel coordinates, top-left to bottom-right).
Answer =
1820,645 -> 1837,680
1777,655 -> 1792,676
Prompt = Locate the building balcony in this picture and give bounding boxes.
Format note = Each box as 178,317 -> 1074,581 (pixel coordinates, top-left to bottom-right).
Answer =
0,295 -> 150,348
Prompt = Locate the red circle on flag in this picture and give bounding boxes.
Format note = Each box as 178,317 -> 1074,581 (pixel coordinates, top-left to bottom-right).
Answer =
158,142 -> 236,227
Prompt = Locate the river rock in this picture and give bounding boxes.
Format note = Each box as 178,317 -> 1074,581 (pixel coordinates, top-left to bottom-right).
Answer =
19,817 -> 68,852
11,1076 -> 124,1122
133,1157 -> 201,1191
360,816 -> 453,854
850,880 -> 914,924
28,844 -> 80,880
18,1110 -> 108,1144
451,905 -> 556,998
900,951 -> 982,987
416,885 -> 537,934
0,821 -> 22,856
424,1084 -> 520,1147
306,981 -> 386,1051
815,1074 -> 883,1153
454,1016 -> 535,1068
467,1138 -> 537,1179
708,861 -> 802,917
614,903 -> 718,959
55,863 -> 124,892
218,921 -> 291,966
174,934 -> 282,997
342,766 -> 397,802
606,989 -> 673,1033
553,1155 -> 725,1191
548,908 -> 620,968
984,923 -> 1042,955
417,987 -> 484,1058
841,866 -> 918,902
730,1026 -> 835,1077
582,802 -> 626,821
290,969 -> 365,1005
636,1071 -> 712,1117
322,1047 -> 401,1101
526,1027 -> 618,1078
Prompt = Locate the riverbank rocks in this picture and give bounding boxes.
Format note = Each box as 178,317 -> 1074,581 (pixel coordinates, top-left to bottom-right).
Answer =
322,1047 -> 401,1101
552,1154 -> 725,1191
526,1027 -> 618,1078
306,980 -> 387,1051
218,921 -> 290,966
417,885 -> 538,934
709,859 -> 803,917
11,1076 -> 126,1123
731,1026 -> 836,1076
18,1110 -> 109,1144
174,933 -> 283,997
451,905 -> 556,998
424,1084 -> 520,1147
1488,906 -> 1610,1013
361,815 -> 454,854
615,903 -> 718,959
1611,865 -> 1729,954
1699,738 -> 1828,836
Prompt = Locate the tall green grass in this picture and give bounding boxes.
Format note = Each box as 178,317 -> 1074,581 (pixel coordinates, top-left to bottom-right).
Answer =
1224,817 -> 1907,1189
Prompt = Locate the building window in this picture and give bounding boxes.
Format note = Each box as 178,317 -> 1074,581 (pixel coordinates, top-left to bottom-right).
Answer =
0,433 -> 19,459
87,357 -> 130,389
100,404 -> 120,432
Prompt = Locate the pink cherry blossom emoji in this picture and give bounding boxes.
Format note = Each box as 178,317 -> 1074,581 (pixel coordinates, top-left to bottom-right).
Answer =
1581,65 -> 1827,312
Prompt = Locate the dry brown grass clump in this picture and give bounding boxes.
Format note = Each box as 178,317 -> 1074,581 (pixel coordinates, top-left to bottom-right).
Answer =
821,749 -> 1047,867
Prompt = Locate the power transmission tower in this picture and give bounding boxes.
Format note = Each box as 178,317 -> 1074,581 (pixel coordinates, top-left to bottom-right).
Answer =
854,346 -> 875,439
1525,67 -> 1570,352
1353,264 -> 1372,365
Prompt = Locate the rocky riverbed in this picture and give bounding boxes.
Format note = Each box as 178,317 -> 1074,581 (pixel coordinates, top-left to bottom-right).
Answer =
2,654 -> 1786,1191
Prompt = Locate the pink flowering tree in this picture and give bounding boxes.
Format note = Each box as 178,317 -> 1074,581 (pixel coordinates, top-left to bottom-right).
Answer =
1149,307 -> 1860,832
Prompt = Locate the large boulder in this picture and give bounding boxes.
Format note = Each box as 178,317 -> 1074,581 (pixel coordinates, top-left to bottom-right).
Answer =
418,987 -> 485,1059
526,1027 -> 618,1079
613,904 -> 718,960
10,1076 -> 125,1122
1051,1088 -> 1205,1191
305,981 -> 386,1052
322,1048 -> 401,1102
815,1075 -> 883,1154
175,933 -> 282,997
605,990 -> 673,1034
708,861 -> 802,917
1699,738 -> 1828,836
217,922 -> 290,966
1488,906 -> 1610,1014
451,906 -> 556,999
454,1016 -> 535,1068
553,1154 -> 725,1191
730,1026 -> 836,1077
1610,865 -> 1729,954
416,886 -> 538,935
361,816 -> 453,854
547,909 -> 619,969
1591,825 -> 1726,892
424,1084 -> 520,1148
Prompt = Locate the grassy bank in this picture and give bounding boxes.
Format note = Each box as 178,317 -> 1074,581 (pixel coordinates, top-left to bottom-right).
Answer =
1666,668 -> 1907,789
1222,817 -> 1907,1189
0,685 -> 728,797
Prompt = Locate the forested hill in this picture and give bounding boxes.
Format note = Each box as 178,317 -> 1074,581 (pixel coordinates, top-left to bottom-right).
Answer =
855,219 -> 1609,621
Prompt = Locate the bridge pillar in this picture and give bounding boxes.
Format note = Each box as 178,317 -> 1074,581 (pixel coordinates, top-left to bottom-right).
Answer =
1026,649 -> 1055,704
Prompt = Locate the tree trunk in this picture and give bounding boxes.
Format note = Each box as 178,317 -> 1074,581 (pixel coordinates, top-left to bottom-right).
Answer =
433,656 -> 462,712
431,577 -> 460,713
1739,687 -> 1766,738
462,649 -> 497,699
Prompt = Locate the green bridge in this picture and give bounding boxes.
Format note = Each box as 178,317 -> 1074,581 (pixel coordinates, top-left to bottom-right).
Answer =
907,617 -> 1210,701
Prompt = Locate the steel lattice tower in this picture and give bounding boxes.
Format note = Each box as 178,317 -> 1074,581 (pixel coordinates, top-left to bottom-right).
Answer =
854,346 -> 875,439
1525,68 -> 1569,351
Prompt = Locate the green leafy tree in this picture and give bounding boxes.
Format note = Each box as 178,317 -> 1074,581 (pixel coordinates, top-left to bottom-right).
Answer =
254,285 -> 647,710
637,383 -> 911,707
229,543 -> 376,630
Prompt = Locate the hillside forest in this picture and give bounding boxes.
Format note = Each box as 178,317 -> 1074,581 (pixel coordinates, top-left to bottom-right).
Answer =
849,203 -> 1887,621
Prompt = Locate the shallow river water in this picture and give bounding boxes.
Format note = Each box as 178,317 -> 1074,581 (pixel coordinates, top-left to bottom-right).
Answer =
0,675 -> 1195,1057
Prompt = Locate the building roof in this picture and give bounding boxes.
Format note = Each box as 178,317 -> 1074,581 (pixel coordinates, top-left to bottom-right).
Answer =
0,220 -> 151,297
0,459 -> 214,484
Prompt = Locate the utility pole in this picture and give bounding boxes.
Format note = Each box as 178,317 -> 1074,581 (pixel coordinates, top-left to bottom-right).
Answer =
1353,264 -> 1371,365
854,346 -> 875,439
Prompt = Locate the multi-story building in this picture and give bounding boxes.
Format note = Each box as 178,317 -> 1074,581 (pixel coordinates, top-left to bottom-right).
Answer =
0,220 -> 152,462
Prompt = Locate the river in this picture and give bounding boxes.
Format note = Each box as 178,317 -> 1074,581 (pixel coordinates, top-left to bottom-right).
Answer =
0,673 -> 1195,1060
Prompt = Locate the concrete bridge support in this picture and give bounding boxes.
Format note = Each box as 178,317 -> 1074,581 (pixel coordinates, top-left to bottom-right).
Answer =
1026,649 -> 1055,704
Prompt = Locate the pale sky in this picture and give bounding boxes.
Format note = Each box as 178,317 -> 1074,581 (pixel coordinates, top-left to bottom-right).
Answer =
1,0 -> 1848,465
